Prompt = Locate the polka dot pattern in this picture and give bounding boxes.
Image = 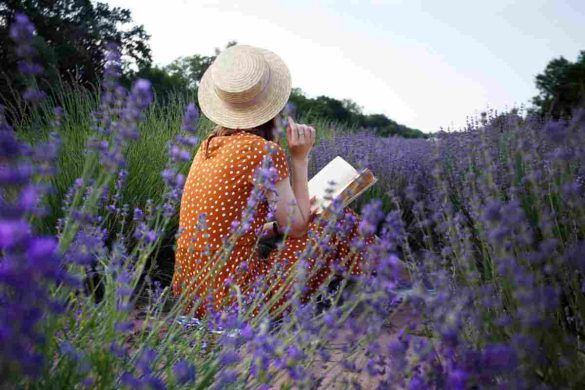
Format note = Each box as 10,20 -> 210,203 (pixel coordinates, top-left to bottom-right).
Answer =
171,130 -> 373,317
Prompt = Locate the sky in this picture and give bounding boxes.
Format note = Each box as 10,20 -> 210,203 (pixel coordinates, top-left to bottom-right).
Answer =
105,0 -> 584,132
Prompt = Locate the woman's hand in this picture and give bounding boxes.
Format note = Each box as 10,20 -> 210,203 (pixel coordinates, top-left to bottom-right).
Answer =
309,195 -> 320,216
286,116 -> 315,161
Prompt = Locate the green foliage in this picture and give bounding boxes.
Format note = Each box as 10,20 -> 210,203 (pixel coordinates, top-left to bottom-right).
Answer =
532,50 -> 585,119
290,90 -> 356,124
127,41 -> 241,100
165,54 -> 213,90
0,0 -> 151,117
125,65 -> 193,102
361,112 -> 426,138
289,88 -> 427,138
164,41 -> 237,88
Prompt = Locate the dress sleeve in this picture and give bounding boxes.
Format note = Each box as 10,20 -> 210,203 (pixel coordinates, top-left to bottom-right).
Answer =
247,139 -> 289,185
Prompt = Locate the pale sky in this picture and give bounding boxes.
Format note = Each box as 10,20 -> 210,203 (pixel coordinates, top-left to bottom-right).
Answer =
105,0 -> 584,132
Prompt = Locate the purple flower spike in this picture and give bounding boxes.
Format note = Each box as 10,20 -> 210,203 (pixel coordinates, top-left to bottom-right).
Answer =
131,79 -> 154,110
173,360 -> 196,385
22,88 -> 47,103
182,103 -> 200,133
9,14 -> 35,45
9,13 -> 46,104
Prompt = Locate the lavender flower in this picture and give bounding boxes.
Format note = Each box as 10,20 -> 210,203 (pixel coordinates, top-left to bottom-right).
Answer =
160,103 -> 200,217
9,14 -> 45,103
173,360 -> 196,385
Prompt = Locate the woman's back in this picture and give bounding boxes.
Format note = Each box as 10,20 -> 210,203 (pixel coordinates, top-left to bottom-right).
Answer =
172,130 -> 288,314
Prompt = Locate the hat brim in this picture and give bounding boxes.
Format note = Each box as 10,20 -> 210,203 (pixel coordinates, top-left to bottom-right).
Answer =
198,48 -> 291,129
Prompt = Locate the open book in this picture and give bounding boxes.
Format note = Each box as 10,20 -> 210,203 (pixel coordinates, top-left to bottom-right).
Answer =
308,156 -> 377,214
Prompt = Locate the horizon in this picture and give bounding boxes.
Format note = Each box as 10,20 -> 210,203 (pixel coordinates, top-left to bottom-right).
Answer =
105,0 -> 584,133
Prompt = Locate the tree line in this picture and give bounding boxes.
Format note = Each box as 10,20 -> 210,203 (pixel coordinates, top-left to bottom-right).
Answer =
1,1 -> 583,136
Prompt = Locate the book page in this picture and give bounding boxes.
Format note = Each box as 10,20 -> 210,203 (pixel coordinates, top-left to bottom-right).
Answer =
308,156 -> 359,211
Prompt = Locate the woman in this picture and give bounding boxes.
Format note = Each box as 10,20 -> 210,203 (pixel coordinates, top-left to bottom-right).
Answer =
172,45 -> 372,318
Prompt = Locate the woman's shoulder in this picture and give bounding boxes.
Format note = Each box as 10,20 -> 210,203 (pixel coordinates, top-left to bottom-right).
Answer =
237,132 -> 283,155
233,132 -> 288,182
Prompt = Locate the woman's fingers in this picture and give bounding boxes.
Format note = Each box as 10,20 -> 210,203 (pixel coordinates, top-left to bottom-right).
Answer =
307,126 -> 315,144
309,195 -> 319,215
287,116 -> 299,145
297,124 -> 307,143
287,117 -> 316,147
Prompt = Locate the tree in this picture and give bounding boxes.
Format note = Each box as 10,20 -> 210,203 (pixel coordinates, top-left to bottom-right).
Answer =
128,65 -> 192,102
341,98 -> 362,116
165,41 -> 237,90
288,88 -> 426,138
165,54 -> 214,90
0,0 -> 151,115
533,51 -> 585,119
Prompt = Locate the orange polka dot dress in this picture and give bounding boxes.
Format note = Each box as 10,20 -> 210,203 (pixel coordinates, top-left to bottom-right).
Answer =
172,130 -> 372,317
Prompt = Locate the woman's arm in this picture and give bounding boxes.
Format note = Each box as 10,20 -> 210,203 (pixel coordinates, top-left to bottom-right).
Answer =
269,117 -> 316,237
287,116 -> 314,223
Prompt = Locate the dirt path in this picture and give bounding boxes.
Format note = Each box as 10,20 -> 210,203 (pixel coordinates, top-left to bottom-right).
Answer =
312,302 -> 422,389
266,302 -> 423,389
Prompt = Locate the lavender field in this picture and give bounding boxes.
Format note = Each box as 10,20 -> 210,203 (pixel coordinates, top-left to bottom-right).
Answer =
2,14 -> 585,389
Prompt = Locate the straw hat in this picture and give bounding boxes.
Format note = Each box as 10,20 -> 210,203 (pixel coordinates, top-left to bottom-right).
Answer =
198,45 -> 291,129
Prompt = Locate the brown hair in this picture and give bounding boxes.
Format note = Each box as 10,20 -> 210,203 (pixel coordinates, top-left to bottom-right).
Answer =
203,117 -> 277,158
